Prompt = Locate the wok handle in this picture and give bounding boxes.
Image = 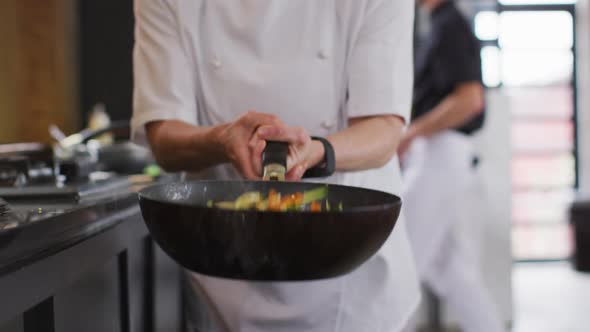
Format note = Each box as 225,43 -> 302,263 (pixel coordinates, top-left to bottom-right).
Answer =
262,141 -> 288,181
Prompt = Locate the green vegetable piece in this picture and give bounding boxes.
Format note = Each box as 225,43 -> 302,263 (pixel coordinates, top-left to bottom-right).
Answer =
287,204 -> 304,212
302,186 -> 328,205
215,201 -> 237,210
143,165 -> 161,177
206,200 -> 213,208
234,192 -> 262,210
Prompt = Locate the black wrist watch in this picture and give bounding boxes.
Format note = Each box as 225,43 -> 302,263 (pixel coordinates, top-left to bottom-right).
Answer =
303,136 -> 335,178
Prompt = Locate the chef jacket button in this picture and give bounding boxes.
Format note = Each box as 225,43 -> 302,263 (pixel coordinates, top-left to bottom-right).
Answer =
318,50 -> 329,60
212,58 -> 222,69
321,120 -> 334,129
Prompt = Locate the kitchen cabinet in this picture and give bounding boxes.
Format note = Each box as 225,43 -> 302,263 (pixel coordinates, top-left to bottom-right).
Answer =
0,194 -> 183,332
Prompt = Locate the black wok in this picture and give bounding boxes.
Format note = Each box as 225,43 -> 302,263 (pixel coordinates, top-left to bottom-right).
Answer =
138,143 -> 402,281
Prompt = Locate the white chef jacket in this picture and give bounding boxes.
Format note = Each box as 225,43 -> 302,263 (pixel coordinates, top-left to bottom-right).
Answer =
131,1 -> 420,331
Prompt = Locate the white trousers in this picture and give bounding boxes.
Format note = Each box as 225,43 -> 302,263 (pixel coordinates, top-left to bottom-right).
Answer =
401,131 -> 505,332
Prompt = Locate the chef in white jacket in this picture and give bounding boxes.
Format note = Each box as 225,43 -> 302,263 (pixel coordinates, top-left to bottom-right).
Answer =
131,1 -> 420,331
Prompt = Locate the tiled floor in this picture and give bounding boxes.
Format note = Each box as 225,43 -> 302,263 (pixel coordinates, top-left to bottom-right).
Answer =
512,261 -> 590,332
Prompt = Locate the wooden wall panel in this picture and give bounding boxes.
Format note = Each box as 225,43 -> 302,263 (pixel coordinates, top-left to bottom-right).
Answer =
0,0 -> 19,143
0,0 -> 78,144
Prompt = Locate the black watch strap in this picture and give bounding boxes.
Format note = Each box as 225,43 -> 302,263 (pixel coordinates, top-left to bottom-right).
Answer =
303,136 -> 335,178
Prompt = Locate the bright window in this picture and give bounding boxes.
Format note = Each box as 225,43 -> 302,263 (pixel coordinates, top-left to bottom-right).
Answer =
507,86 -> 573,119
481,46 -> 502,87
499,0 -> 576,5
475,11 -> 500,41
501,50 -> 573,86
511,120 -> 574,153
499,11 -> 574,50
475,5 -> 577,260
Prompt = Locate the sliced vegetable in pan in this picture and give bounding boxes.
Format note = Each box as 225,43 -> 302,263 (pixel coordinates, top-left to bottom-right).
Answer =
206,186 -> 343,212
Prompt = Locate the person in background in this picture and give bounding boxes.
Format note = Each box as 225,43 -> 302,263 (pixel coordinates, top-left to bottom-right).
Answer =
399,0 -> 505,331
132,1 -> 420,331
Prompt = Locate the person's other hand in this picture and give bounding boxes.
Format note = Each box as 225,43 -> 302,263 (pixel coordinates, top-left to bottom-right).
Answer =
218,111 -> 282,180
252,124 -> 324,181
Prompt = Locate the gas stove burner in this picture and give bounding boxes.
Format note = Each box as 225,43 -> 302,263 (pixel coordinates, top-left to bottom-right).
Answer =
0,156 -> 57,187
0,198 -> 9,216
0,142 -> 101,188
0,141 -> 129,201
0,156 -> 28,187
